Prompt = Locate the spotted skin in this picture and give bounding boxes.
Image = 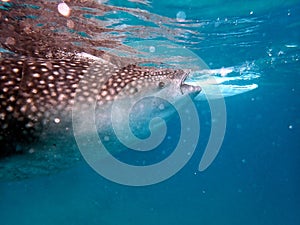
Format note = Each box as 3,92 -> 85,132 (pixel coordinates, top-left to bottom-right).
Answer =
0,57 -> 88,157
0,56 -> 200,159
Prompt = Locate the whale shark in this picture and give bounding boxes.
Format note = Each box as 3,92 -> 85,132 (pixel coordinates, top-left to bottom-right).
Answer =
0,0 -> 203,180
0,51 -> 201,181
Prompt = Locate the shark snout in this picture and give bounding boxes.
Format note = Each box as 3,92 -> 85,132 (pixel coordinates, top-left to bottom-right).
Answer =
180,83 -> 202,96
178,70 -> 201,96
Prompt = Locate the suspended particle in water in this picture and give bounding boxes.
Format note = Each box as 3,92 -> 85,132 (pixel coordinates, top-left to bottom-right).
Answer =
104,136 -> 110,141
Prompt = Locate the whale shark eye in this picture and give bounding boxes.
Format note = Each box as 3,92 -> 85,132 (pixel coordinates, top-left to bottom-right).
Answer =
158,81 -> 165,88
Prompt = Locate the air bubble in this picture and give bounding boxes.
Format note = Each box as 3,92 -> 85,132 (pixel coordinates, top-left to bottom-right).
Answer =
176,11 -> 186,22
58,2 -> 71,17
158,103 -> 165,110
54,118 -> 61,124
149,46 -> 155,53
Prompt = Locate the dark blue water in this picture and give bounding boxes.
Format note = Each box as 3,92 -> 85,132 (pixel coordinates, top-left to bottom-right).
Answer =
1,1 -> 299,225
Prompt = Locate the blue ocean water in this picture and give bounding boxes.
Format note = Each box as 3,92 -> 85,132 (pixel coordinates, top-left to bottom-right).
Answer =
1,0 -> 299,225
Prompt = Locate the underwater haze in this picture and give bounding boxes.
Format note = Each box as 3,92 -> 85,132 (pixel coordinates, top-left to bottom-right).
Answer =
0,0 -> 299,225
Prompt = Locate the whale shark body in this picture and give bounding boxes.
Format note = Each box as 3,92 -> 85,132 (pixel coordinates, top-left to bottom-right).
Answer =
0,52 -> 201,180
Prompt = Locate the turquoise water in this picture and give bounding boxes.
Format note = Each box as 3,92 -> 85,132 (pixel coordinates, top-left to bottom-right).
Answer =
1,0 -> 299,225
